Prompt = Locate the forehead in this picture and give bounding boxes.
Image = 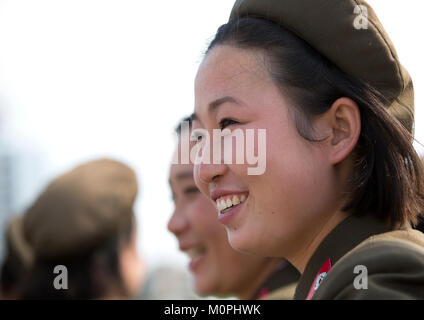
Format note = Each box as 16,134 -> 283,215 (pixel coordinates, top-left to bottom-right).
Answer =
194,45 -> 269,108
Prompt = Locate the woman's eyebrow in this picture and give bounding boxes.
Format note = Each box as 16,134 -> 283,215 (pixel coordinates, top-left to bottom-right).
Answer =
208,96 -> 238,113
190,96 -> 240,124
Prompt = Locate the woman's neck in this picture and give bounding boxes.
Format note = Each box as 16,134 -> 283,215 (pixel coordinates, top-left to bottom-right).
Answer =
236,258 -> 282,300
289,210 -> 351,274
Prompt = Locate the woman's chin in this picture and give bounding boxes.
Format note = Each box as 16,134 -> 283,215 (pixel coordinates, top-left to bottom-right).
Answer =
227,230 -> 261,256
195,281 -> 217,297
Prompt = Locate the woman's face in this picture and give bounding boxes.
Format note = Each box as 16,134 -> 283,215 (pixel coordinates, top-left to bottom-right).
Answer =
192,45 -> 340,259
168,160 -> 276,298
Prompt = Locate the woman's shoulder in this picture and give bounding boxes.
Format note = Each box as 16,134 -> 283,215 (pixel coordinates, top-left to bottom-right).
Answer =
313,229 -> 424,299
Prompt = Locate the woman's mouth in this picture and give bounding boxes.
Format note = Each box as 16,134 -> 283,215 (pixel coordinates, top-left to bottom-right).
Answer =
183,247 -> 207,272
213,192 -> 249,225
215,193 -> 248,214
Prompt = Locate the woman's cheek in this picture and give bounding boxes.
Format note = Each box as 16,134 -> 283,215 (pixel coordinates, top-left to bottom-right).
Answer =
193,164 -> 208,197
193,197 -> 217,221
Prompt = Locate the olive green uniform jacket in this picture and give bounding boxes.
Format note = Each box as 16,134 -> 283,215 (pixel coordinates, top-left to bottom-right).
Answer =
251,262 -> 299,300
294,215 -> 424,300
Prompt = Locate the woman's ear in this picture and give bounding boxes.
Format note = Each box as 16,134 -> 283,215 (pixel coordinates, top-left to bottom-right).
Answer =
317,97 -> 361,165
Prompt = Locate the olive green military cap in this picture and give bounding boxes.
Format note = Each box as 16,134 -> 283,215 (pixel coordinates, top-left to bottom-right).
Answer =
230,0 -> 414,133
23,159 -> 138,259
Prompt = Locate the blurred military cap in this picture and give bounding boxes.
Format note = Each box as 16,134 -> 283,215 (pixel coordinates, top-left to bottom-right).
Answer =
4,216 -> 33,269
23,159 -> 138,259
230,0 -> 414,133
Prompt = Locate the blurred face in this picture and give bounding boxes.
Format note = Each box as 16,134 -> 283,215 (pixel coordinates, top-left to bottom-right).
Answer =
119,227 -> 146,298
168,159 -> 277,298
193,45 -> 342,260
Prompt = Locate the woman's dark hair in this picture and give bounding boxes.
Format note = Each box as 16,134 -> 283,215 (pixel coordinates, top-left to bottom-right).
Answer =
207,17 -> 424,228
19,222 -> 133,300
0,250 -> 28,298
175,116 -> 192,136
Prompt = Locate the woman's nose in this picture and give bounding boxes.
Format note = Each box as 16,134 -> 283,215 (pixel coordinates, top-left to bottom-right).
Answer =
192,128 -> 229,192
194,162 -> 228,187
167,207 -> 189,236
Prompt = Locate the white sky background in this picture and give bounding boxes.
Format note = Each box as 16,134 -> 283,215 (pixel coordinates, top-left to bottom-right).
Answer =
0,0 -> 423,268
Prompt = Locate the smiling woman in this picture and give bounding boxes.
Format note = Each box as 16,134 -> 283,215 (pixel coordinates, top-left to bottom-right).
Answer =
168,118 -> 299,299
192,0 -> 424,300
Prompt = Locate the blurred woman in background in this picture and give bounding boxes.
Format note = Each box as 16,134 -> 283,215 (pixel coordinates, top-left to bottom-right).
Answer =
16,158 -> 145,299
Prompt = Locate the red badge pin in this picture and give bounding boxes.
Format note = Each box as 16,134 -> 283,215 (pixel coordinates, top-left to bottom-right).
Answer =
306,258 -> 332,300
256,288 -> 269,300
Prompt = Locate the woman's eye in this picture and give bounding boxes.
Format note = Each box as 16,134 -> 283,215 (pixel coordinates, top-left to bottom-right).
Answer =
219,118 -> 239,130
184,186 -> 199,196
194,134 -> 203,144
191,129 -> 205,143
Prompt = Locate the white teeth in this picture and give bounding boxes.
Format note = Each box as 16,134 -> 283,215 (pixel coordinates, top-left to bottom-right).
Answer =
185,248 -> 205,259
226,198 -> 232,207
216,194 -> 248,212
219,200 -> 226,211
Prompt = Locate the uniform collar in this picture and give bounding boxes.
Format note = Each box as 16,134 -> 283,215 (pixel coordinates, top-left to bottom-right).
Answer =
294,214 -> 390,300
251,261 -> 300,299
